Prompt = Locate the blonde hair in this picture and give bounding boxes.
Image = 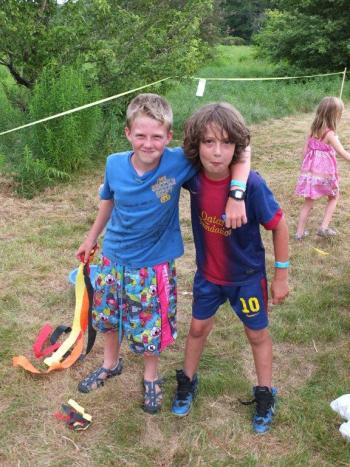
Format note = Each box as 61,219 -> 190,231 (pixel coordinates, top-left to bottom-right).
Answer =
126,93 -> 173,130
183,102 -> 250,167
311,96 -> 344,138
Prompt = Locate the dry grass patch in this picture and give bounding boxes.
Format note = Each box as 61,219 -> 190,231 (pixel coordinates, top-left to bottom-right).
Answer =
242,341 -> 317,393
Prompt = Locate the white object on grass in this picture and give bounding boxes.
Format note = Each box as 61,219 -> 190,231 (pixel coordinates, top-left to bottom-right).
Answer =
339,421 -> 350,441
330,395 -> 350,442
330,394 -> 350,420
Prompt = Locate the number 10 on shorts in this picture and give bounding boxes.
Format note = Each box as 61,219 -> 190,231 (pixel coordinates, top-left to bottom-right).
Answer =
240,297 -> 260,316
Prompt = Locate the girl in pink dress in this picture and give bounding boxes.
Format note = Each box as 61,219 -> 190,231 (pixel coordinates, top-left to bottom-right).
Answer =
295,96 -> 350,239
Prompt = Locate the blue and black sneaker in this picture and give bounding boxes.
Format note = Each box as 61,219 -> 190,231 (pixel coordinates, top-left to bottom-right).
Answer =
171,369 -> 198,417
252,386 -> 277,434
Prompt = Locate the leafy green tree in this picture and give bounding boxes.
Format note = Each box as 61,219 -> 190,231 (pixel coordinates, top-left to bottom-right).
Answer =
1,0 -> 215,196
220,0 -> 273,42
0,0 -> 214,93
0,0 -> 63,88
254,0 -> 350,72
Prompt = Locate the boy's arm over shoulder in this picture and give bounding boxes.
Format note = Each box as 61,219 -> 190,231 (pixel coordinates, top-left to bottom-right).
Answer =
175,146 -> 200,182
225,145 -> 251,229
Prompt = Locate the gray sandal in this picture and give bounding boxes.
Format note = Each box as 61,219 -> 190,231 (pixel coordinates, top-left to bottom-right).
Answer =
78,358 -> 123,393
143,378 -> 164,414
317,227 -> 337,238
295,230 -> 309,241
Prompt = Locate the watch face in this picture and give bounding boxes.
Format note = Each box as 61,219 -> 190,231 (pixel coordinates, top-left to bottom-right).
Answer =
230,189 -> 245,200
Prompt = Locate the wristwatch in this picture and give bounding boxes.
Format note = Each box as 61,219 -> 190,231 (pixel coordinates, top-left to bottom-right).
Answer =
229,188 -> 245,200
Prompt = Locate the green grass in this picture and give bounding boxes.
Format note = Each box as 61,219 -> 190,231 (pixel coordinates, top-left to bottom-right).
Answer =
167,46 -> 348,140
198,45 -> 278,78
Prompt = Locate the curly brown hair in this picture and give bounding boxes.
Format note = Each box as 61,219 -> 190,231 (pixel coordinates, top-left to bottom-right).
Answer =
183,102 -> 250,168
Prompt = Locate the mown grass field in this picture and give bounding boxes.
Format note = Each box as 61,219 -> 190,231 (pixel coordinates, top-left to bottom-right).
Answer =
1,47 -> 350,466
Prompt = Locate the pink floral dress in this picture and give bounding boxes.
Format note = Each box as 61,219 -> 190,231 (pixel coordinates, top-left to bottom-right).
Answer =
295,130 -> 339,199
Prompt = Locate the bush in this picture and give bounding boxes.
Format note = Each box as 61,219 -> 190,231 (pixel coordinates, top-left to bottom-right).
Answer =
254,2 -> 350,73
14,146 -> 70,198
0,82 -> 26,162
0,152 -> 5,170
221,36 -> 246,46
28,66 -> 103,174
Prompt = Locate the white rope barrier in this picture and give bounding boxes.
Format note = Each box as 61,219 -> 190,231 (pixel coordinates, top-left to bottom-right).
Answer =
193,71 -> 344,82
0,77 -> 171,136
194,70 -> 347,97
0,69 -> 347,137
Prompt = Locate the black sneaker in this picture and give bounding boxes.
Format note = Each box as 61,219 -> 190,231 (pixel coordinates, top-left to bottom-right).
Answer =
252,386 -> 277,434
171,369 -> 198,417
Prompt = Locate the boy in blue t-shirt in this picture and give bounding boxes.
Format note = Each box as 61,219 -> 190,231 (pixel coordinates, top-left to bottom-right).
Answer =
171,103 -> 289,433
75,94 -> 251,414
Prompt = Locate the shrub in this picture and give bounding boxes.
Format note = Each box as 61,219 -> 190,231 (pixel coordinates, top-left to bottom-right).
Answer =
0,82 -> 26,162
14,146 -> 70,198
0,152 -> 5,170
254,2 -> 350,73
221,36 -> 246,46
28,66 -> 103,174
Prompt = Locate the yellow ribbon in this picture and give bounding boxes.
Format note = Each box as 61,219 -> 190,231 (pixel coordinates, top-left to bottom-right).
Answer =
44,263 -> 85,366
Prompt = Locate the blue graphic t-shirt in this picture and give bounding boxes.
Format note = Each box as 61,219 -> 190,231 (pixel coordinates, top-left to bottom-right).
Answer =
100,147 -> 197,267
185,170 -> 283,285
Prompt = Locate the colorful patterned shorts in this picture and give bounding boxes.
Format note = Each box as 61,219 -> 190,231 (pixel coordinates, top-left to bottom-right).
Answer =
92,256 -> 177,355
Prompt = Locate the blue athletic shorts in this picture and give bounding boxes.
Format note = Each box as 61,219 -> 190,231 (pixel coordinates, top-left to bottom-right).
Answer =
192,271 -> 268,330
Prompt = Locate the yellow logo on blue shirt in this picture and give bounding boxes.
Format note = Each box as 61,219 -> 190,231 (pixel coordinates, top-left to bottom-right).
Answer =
152,176 -> 176,203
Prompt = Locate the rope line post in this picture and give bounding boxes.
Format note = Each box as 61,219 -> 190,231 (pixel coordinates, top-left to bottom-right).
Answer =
340,67 -> 347,100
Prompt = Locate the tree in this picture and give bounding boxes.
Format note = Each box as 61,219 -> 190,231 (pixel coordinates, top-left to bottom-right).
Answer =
0,0 -> 61,88
254,0 -> 350,72
220,0 -> 273,42
0,0 -> 216,195
0,0 -> 214,93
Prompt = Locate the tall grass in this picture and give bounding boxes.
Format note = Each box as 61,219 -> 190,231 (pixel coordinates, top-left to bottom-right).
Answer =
0,69 -> 27,162
0,66 -> 104,197
29,66 -> 103,173
167,46 -> 348,140
200,45 -> 278,78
